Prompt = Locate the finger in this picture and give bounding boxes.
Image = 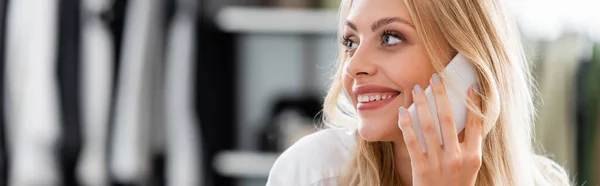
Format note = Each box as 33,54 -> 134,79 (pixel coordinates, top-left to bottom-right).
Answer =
398,107 -> 426,162
464,85 -> 483,152
412,84 -> 441,161
430,73 -> 459,152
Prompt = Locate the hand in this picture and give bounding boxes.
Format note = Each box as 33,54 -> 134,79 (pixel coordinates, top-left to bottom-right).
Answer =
397,73 -> 483,186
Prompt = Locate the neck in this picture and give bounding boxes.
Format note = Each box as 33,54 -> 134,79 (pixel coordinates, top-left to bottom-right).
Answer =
393,137 -> 414,186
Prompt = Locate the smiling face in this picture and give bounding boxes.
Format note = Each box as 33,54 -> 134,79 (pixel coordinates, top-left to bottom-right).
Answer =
341,0 -> 438,141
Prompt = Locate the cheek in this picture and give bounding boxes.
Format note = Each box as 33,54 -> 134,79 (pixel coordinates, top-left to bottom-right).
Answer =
342,74 -> 355,104
383,50 -> 436,102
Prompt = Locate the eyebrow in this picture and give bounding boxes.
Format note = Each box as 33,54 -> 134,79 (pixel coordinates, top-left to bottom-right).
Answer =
372,17 -> 415,31
344,17 -> 415,32
344,20 -> 358,31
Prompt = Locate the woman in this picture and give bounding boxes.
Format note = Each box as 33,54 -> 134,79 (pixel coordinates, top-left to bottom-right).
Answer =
267,0 -> 571,185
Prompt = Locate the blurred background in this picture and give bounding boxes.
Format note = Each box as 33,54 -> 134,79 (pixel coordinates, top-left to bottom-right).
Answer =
0,0 -> 598,186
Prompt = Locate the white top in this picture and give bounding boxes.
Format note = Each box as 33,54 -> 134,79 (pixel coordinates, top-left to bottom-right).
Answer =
266,128 -> 357,186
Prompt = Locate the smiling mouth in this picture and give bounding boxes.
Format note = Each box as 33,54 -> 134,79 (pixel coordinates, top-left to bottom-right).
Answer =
356,92 -> 401,111
353,84 -> 402,111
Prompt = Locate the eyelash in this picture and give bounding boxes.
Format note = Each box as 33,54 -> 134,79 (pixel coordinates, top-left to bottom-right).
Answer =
340,30 -> 407,52
381,30 -> 406,46
340,36 -> 354,52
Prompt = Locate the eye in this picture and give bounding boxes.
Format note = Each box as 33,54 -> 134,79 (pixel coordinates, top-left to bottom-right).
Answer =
382,31 -> 405,46
347,40 -> 358,51
342,37 -> 359,52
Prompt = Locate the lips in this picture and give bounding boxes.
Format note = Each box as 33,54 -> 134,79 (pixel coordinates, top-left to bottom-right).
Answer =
353,85 -> 401,111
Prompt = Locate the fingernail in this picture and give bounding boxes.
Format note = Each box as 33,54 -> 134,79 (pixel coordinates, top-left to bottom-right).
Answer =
399,107 -> 406,116
413,84 -> 422,94
473,84 -> 480,92
432,73 -> 440,84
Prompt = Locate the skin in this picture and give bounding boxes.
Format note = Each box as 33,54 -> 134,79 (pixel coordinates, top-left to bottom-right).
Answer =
341,0 -> 484,185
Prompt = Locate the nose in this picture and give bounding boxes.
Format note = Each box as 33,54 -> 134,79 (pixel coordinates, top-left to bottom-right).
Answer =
344,47 -> 377,79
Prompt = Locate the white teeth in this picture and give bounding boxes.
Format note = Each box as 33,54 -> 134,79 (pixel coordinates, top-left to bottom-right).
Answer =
358,94 -> 395,103
359,96 -> 367,102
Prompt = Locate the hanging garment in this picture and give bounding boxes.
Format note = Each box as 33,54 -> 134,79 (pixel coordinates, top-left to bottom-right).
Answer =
57,0 -> 83,185
109,0 -> 164,184
0,0 -> 9,185
4,0 -> 61,185
195,18 -> 237,186
77,0 -> 115,186
103,1 -> 128,184
534,34 -> 583,176
164,0 -> 202,185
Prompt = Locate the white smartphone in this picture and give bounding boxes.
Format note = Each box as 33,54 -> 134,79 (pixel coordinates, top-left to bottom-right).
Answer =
406,54 -> 478,152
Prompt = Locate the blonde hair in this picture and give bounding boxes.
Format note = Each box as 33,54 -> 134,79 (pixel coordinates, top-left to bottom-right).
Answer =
322,0 -> 572,185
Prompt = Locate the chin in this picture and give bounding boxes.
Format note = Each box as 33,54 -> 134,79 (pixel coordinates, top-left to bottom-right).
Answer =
356,115 -> 401,142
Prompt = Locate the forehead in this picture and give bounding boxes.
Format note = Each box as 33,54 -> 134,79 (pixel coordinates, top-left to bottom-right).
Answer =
346,0 -> 413,28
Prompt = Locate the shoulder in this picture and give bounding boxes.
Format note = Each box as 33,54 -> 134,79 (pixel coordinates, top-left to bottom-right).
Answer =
266,128 -> 356,186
